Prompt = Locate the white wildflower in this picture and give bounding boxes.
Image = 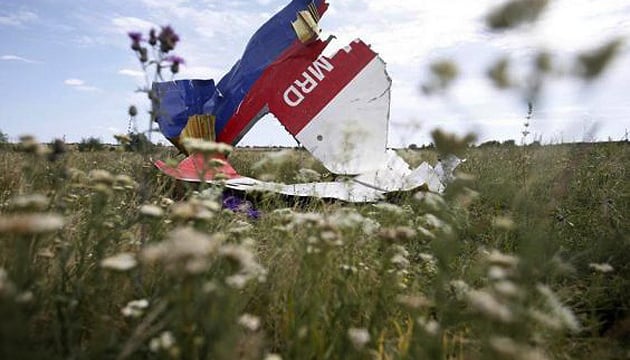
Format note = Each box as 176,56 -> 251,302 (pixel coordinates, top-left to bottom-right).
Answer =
456,188 -> 480,207
252,149 -> 293,169
149,331 -> 176,352
347,328 -> 370,350
417,226 -> 436,239
88,169 -> 114,185
536,284 -> 581,332
271,208 -> 295,217
160,197 -> 175,208
450,280 -> 471,300
208,158 -> 227,168
488,265 -> 509,281
492,216 -> 515,230
466,289 -> 513,323
589,263 -> 614,273
420,214 -> 445,229
288,212 -> 326,228
419,253 -> 439,276
37,248 -> 55,258
306,245 -> 321,255
528,309 -> 563,330
190,197 -> 221,212
392,245 -> 409,258
169,201 -> 214,221
101,252 -> 137,271
264,354 -> 283,360
139,204 -> 164,218
114,174 -> 137,189
238,313 -> 261,331
296,168 -> 322,182
490,336 -> 549,360
487,250 -> 519,268
0,269 -> 16,296
493,280 -> 521,299
361,218 -> 380,235
202,281 -> 219,294
373,202 -> 406,215
121,299 -> 149,318
340,264 -> 358,274
225,274 -> 249,289
329,209 -> 367,230
417,316 -> 440,336
9,194 -> 49,211
15,291 -> 34,304
141,227 -> 222,274
183,138 -> 232,155
228,220 -> 253,234
414,192 -> 446,211
0,213 -> 64,235
396,294 -> 433,310
298,326 -> 308,339
219,244 -> 260,272
390,254 -> 410,269
379,227 -> 417,242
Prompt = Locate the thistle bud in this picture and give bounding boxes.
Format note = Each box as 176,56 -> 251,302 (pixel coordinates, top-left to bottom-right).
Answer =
128,32 -> 143,51
149,28 -> 157,46
139,47 -> 148,63
128,105 -> 138,117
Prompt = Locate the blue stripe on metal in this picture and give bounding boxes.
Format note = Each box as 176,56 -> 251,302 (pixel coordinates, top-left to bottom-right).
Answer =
154,0 -> 326,143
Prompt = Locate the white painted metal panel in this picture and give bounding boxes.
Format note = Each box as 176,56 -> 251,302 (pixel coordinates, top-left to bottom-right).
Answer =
295,56 -> 391,175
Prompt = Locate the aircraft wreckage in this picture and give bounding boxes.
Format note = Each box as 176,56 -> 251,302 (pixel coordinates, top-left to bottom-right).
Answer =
153,0 -> 460,203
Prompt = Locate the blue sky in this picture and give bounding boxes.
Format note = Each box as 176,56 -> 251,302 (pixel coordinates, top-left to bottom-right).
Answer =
1,0 -> 628,146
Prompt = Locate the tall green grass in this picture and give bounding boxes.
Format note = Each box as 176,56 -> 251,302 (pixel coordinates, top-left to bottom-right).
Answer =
0,142 -> 628,359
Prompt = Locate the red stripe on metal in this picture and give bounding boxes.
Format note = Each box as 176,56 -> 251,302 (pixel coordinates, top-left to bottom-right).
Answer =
269,40 -> 377,135
217,39 -> 329,143
154,153 -> 241,182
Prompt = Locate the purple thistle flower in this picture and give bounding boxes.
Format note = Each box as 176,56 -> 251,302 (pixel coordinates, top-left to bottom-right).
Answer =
165,55 -> 185,65
128,31 -> 143,51
222,193 -> 261,219
166,55 -> 185,74
128,32 -> 143,42
158,25 -> 180,53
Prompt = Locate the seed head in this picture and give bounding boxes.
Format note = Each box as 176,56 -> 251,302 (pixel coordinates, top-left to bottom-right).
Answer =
101,252 -> 138,272
589,263 -> 614,273
9,194 -> 49,211
88,169 -> 115,186
0,213 -> 64,235
140,204 -> 164,218
121,299 -> 149,318
347,328 -> 370,350
238,313 -> 261,331
466,289 -> 513,323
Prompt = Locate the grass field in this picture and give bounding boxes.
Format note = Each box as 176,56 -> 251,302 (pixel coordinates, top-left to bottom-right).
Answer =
0,141 -> 628,359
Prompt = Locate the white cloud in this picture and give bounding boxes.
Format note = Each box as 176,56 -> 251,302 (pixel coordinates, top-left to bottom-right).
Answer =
0,10 -> 38,27
1,54 -> 40,64
111,16 -> 157,34
118,69 -> 145,78
64,78 -> 101,92
64,78 -> 85,86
